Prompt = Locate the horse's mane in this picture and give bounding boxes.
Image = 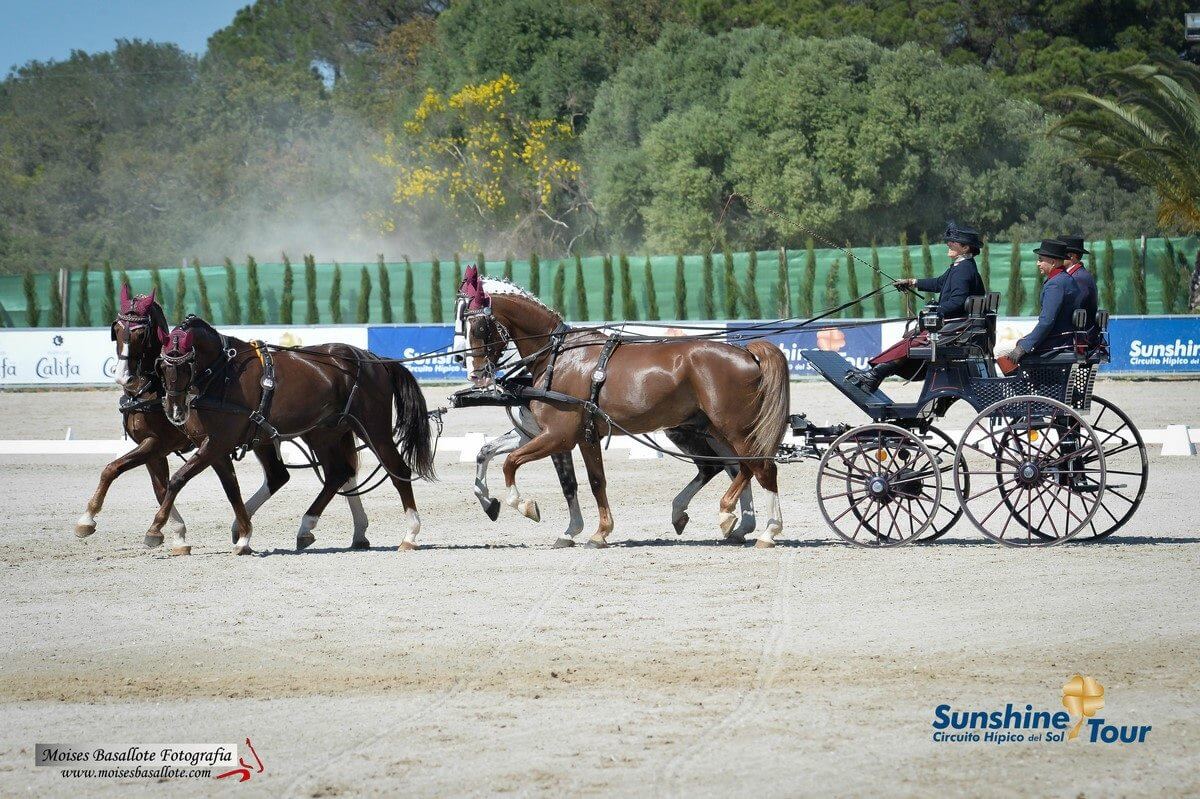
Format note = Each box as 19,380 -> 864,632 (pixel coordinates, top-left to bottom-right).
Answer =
179,314 -> 224,341
479,277 -> 562,322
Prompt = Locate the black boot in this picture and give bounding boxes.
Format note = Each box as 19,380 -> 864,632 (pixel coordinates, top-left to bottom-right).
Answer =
848,361 -> 900,395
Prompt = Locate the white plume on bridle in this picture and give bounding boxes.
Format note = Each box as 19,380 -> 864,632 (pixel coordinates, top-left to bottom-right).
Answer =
478,277 -> 562,322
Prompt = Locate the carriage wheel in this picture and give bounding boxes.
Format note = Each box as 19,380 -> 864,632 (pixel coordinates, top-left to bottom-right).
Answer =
817,423 -> 942,547
1077,396 -> 1149,540
916,425 -> 964,542
953,396 -> 1106,547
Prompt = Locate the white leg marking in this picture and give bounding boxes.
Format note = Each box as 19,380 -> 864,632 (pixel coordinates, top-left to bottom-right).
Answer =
758,490 -> 782,543
77,511 -> 96,528
475,430 -> 521,502
672,474 -> 707,526
168,505 -> 187,539
343,480 -> 368,542
403,508 -> 421,545
297,513 -> 319,538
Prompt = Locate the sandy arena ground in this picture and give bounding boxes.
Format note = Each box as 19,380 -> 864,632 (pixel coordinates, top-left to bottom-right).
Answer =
0,380 -> 1197,797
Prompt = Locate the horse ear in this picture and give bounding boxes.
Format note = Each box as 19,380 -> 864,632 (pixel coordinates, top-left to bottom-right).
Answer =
120,283 -> 132,312
157,324 -> 169,345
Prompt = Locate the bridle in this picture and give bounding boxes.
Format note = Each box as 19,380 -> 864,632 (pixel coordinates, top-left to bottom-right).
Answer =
460,302 -> 514,383
113,309 -> 162,396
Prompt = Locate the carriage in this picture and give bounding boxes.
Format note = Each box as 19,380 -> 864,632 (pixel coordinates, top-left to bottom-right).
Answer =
777,291 -> 1149,547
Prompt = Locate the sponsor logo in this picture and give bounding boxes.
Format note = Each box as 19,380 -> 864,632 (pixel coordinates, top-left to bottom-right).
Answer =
1127,338 -> 1200,367
931,675 -> 1151,745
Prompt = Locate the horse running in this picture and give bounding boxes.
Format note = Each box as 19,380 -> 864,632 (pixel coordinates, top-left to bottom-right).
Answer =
457,268 -> 788,547
154,316 -> 433,553
75,287 -> 368,554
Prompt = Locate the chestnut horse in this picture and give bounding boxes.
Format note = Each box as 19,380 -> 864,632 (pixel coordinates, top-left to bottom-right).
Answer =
154,316 -> 433,553
76,287 -> 369,554
457,268 -> 789,548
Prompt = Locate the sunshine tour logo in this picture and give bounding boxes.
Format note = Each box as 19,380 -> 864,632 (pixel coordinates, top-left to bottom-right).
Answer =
931,675 -> 1152,745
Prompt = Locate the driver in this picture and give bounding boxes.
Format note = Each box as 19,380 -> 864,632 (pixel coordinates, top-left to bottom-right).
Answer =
848,221 -> 985,394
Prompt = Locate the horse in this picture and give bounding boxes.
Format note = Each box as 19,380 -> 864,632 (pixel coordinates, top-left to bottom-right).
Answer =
456,267 -> 788,548
466,388 -> 756,547
75,286 -> 369,554
153,316 -> 434,554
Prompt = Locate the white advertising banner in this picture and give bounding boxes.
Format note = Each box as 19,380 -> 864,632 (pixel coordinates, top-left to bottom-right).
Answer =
0,326 -> 369,387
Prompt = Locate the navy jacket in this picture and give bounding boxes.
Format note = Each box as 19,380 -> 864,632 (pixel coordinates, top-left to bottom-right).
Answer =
915,256 -> 986,318
1067,262 -> 1098,334
1019,270 -> 1081,354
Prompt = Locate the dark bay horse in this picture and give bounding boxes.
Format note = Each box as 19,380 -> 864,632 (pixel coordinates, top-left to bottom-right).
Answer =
154,317 -> 433,553
76,287 -> 369,554
457,268 -> 789,548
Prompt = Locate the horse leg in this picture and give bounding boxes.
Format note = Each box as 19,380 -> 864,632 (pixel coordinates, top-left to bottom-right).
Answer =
343,476 -> 370,549
293,434 -> 356,551
212,456 -> 255,555
237,441 -> 292,540
143,441 -> 219,549
146,454 -> 188,553
549,450 -> 584,547
669,465 -> 720,535
710,437 -> 756,539
575,438 -> 613,548
718,466 -> 753,542
76,437 -> 160,539
748,460 -> 783,549
500,430 -> 572,525
474,429 -> 524,521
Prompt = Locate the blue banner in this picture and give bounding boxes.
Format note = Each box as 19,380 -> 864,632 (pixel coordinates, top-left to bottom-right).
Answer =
1107,316 -> 1200,373
726,322 -> 883,377
367,325 -> 465,381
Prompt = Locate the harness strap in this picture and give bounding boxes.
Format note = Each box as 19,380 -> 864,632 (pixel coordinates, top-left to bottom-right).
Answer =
541,323 -> 570,393
584,336 -> 621,444
239,340 -> 279,459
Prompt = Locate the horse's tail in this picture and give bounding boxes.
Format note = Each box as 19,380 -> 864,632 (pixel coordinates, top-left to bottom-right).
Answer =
744,340 -> 790,460
389,362 -> 436,481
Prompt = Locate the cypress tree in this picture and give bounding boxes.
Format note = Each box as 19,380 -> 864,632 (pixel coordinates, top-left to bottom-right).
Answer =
1086,248 -> 1098,309
574,253 -> 588,320
453,253 -> 462,298
304,255 -> 319,324
173,268 -> 187,321
1033,265 -> 1045,314
119,268 -> 131,298
722,245 -> 738,319
643,256 -> 659,320
619,252 -> 637,319
358,266 -> 372,323
920,231 -> 934,279
430,256 -> 443,323
1160,240 -> 1180,314
980,243 -> 991,291
824,257 -> 841,316
1129,240 -> 1148,314
377,254 -> 393,323
1100,239 -> 1116,312
743,250 -> 762,318
900,232 -> 915,316
403,257 -> 416,323
674,253 -> 687,320
870,242 -> 885,317
280,253 -> 294,324
602,254 -> 614,319
701,251 -> 715,319
503,254 -> 513,281
845,242 -> 861,318
75,262 -> 91,326
246,256 -> 265,324
193,259 -> 213,319
799,239 -> 816,317
22,270 -> 40,327
529,252 -> 541,295
101,261 -> 116,322
223,258 -> 242,324
49,275 -> 63,327
552,260 -> 566,313
150,268 -> 164,310
328,263 -> 342,324
775,249 -> 789,317
1006,240 -> 1025,316
476,251 -> 486,277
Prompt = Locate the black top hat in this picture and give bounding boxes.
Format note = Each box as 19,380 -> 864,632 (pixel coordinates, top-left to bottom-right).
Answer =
942,221 -> 982,251
1033,239 -> 1069,260
1059,236 -> 1089,256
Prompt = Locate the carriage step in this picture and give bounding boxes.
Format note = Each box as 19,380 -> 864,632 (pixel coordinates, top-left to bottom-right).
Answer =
800,350 -> 892,410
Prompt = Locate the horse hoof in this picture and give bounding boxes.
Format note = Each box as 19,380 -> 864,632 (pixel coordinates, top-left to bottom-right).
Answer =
351,538 -> 371,550
484,498 -> 501,521
718,512 -> 738,537
296,533 -> 316,551
672,513 -> 689,535
170,546 -> 192,556
754,538 -> 776,549
521,501 -> 541,523
584,537 -> 608,549
552,537 -> 576,548
233,545 -> 254,556
75,523 -> 96,539
144,534 -> 165,549
398,541 -> 419,551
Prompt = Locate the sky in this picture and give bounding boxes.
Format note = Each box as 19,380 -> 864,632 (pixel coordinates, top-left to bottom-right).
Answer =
0,0 -> 249,73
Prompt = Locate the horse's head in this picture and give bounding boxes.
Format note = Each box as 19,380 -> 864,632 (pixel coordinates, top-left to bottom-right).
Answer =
158,326 -> 199,426
454,265 -> 507,386
111,284 -> 168,390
